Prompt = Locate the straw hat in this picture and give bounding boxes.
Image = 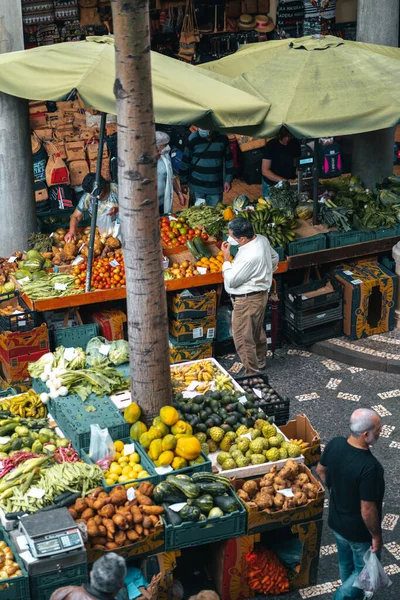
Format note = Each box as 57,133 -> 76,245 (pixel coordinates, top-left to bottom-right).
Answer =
254,15 -> 275,33
238,14 -> 256,30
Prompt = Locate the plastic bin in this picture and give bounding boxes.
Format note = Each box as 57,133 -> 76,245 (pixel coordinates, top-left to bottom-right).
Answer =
234,373 -> 289,426
0,528 -> 30,600
0,291 -> 41,333
374,226 -> 398,240
287,234 -> 326,256
29,562 -> 88,600
135,442 -> 212,482
285,319 -> 343,346
285,275 -> 342,311
53,323 -> 98,349
326,230 -> 362,248
163,487 -> 246,550
273,247 -> 285,262
285,300 -> 343,330
0,387 -> 16,399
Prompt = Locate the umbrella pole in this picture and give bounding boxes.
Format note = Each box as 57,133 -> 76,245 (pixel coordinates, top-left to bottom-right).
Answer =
312,138 -> 319,226
85,112 -> 107,293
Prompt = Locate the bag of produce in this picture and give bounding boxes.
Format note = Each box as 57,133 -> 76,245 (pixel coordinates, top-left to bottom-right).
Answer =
353,551 -> 392,593
109,339 -> 129,365
86,336 -> 110,367
89,424 -> 115,464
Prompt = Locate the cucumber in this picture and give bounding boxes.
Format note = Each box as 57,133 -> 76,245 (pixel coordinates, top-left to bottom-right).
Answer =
186,240 -> 202,261
193,236 -> 212,258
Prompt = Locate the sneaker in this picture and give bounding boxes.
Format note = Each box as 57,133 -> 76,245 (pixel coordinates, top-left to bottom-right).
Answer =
362,592 -> 374,600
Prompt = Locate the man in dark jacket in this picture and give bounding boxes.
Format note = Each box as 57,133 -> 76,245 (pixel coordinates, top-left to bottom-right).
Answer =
50,553 -> 126,600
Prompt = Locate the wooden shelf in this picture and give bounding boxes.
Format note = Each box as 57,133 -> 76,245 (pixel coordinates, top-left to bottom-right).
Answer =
21,287 -> 127,312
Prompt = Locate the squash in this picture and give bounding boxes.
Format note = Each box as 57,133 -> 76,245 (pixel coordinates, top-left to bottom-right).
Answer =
223,207 -> 235,221
175,436 -> 201,461
179,505 -> 201,522
166,476 -> 200,499
187,494 -> 213,514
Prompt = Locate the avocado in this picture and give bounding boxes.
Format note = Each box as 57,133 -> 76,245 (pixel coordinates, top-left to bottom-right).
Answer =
195,423 -> 207,433
211,392 -> 221,400
225,415 -> 238,426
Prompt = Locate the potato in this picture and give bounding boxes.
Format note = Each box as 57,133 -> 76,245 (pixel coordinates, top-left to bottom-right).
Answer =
81,508 -> 95,521
74,498 -> 88,513
114,531 -> 127,546
99,504 -> 115,519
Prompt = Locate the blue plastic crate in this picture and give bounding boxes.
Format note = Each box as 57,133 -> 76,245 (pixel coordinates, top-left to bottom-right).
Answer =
287,234 -> 326,256
273,246 -> 285,261
374,226 -> 398,240
326,230 -> 362,248
0,387 -> 16,398
53,323 -> 99,349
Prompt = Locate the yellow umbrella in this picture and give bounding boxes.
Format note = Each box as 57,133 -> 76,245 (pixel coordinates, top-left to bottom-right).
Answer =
201,35 -> 400,138
0,36 -> 269,132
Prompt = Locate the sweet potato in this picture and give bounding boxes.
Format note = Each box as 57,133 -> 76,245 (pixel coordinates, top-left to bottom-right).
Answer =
92,545 -> 106,550
98,492 -> 109,500
112,514 -> 128,530
81,508 -> 95,521
136,491 -> 153,506
126,530 -> 139,542
141,505 -> 164,516
131,506 -> 143,524
74,498 -> 88,513
109,486 -> 127,506
114,531 -> 127,546
105,542 -> 118,550
102,518 -> 116,535
93,498 -> 109,512
93,515 -> 102,526
138,482 -> 154,496
68,507 -> 78,519
90,487 -> 104,498
99,504 -> 115,518
124,513 -> 133,525
134,524 -> 144,536
87,519 -> 99,538
143,529 -> 150,536
149,515 -> 159,527
90,537 -> 107,546
85,497 -> 95,509
142,517 -> 153,530
98,525 -> 107,537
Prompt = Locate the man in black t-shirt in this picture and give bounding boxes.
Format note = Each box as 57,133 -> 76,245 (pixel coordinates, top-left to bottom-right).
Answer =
316,408 -> 384,600
261,126 -> 301,197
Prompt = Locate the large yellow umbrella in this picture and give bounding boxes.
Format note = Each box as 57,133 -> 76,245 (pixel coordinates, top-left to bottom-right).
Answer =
0,36 -> 269,132
201,35 -> 400,138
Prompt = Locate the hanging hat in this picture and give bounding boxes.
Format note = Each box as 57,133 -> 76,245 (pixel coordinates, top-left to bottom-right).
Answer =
238,14 -> 256,30
254,15 -> 275,33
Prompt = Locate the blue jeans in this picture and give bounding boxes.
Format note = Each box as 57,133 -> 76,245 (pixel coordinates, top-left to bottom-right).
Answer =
262,179 -> 269,198
333,531 -> 380,600
192,190 -> 223,207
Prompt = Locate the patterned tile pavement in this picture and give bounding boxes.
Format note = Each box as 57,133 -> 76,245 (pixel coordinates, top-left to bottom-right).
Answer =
217,344 -> 400,600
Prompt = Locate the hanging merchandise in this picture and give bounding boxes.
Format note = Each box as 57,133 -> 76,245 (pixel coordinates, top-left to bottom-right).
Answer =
49,183 -> 75,209
226,0 -> 241,18
54,0 -> 79,21
177,0 -> 200,63
22,1 -> 55,26
303,0 -> 336,36
32,137 -> 48,183
34,180 -> 50,212
45,152 -> 70,186
242,0 -> 258,14
276,0 -> 305,39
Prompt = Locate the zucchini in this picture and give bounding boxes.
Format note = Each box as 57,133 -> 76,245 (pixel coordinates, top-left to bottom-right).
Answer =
214,495 -> 239,514
187,494 -> 214,514
193,237 -> 212,258
186,240 -> 202,262
163,504 -> 183,526
166,475 -> 200,499
179,504 -> 201,522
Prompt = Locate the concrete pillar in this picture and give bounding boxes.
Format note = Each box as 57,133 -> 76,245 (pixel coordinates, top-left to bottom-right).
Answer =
391,242 -> 400,329
352,0 -> 399,190
0,1 -> 35,256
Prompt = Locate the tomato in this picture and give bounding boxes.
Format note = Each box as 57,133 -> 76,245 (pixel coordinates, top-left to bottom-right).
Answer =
201,233 -> 208,241
187,234 -> 194,241
178,217 -> 186,223
168,232 -> 176,239
194,229 -> 201,236
188,229 -> 195,235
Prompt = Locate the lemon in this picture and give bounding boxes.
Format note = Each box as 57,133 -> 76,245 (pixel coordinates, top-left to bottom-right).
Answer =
114,440 -> 124,453
138,470 -> 149,478
128,452 -> 140,464
125,482 -> 139,489
105,477 -> 115,486
118,456 -> 129,464
109,463 -> 122,475
114,451 -> 121,460
121,465 -> 131,476
131,464 -> 142,474
118,474 -> 130,483
108,473 -> 119,482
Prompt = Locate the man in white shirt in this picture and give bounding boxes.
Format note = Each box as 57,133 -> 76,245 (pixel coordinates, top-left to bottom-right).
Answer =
221,217 -> 279,374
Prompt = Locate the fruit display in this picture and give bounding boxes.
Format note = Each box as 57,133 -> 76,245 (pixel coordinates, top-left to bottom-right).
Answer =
288,438 -> 310,453
0,301 -> 25,318
0,253 -> 20,291
195,250 -> 231,273
13,248 -> 52,282
237,377 -> 283,406
155,472 -> 240,525
170,359 -> 239,395
160,215 -> 209,249
235,460 -> 320,512
0,417 -> 68,457
0,540 -> 23,583
137,406 -> 205,470
71,249 -> 125,291
101,440 -> 151,487
164,260 -> 200,280
69,482 -> 163,551
238,201 -> 297,247
0,389 -> 47,418
179,204 -> 227,238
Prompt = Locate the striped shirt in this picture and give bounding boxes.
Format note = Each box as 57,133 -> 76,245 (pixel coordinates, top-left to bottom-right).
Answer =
179,132 -> 234,196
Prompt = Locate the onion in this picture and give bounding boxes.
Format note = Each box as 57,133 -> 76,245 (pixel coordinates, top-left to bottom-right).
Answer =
58,386 -> 69,397
53,378 -> 62,390
46,380 -> 52,390
40,393 -> 50,405
40,372 -> 49,382
49,390 -> 59,400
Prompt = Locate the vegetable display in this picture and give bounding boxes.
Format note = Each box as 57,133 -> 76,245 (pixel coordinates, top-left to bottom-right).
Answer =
268,182 -> 297,217
238,203 -> 297,247
0,540 -> 23,582
160,215 -> 209,249
0,417 -> 68,457
247,547 -> 290,595
234,377 -> 283,406
69,482 -> 163,551
42,365 -> 128,402
72,250 -> 125,291
171,360 -> 236,395
20,273 -> 82,300
0,390 -> 47,418
179,204 -> 226,238
100,440 -> 151,487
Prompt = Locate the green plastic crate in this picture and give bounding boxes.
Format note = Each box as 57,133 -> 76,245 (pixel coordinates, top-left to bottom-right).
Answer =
374,226 -> 398,239
380,256 -> 395,273
0,387 -> 16,398
53,393 -> 129,451
163,486 -> 246,550
135,442 -> 212,481
81,436 -> 159,490
326,230 -> 363,248
274,246 -> 285,261
29,563 -> 88,600
53,323 -> 99,349
0,529 -> 30,600
287,234 -> 326,256
358,230 -> 376,243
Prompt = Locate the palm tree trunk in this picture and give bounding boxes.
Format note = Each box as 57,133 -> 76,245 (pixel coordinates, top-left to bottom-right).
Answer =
112,0 -> 172,421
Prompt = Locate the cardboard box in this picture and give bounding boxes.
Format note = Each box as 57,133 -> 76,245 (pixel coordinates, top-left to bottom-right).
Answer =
90,309 -> 127,341
232,464 -> 324,533
0,323 -> 49,362
168,289 -> 217,320
142,550 -> 180,600
0,371 -> 31,393
0,349 -> 48,383
287,519 -> 323,590
334,261 -> 396,339
86,524 -> 165,564
280,414 -> 321,466
169,337 -> 213,364
169,316 -> 216,343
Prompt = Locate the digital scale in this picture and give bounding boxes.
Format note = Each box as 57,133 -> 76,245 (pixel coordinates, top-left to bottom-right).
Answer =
19,507 -> 84,559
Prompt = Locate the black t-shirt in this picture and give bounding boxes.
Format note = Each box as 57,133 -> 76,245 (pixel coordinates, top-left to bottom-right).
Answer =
320,437 -> 385,542
262,137 -> 301,185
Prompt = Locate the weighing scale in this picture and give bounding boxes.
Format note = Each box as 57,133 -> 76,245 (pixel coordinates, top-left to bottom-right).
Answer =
19,507 -> 84,559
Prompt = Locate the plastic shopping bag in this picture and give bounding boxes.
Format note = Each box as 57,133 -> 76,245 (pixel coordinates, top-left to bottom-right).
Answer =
89,424 -> 115,466
353,550 -> 392,593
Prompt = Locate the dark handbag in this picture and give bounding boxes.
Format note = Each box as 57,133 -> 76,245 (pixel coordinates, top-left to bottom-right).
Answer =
49,184 -> 75,210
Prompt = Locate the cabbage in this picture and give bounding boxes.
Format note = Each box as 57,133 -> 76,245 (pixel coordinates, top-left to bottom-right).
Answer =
28,352 -> 55,378
109,340 -> 129,365
233,194 -> 250,211
69,347 -> 86,370
86,336 -> 110,367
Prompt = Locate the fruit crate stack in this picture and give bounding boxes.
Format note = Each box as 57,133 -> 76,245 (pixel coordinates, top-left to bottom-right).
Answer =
284,276 -> 344,346
167,289 -> 217,363
234,374 -> 289,426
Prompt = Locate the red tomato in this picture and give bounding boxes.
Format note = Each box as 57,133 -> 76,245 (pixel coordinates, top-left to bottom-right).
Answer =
194,229 -> 201,236
201,233 -> 208,241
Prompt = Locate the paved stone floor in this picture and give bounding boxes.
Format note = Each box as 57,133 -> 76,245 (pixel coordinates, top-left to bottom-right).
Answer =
217,346 -> 400,600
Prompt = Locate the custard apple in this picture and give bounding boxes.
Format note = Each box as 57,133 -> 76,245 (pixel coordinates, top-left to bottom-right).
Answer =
254,419 -> 268,431
287,443 -> 301,458
209,427 -> 224,442
262,438 -> 269,451
201,443 -> 210,456
230,443 -> 238,453
265,447 -> 280,462
280,441 -> 290,450
231,450 -> 244,461
236,425 -> 249,437
249,438 -> 265,454
237,437 -> 250,452
279,447 -> 288,459
236,455 -> 251,468
217,451 -> 231,465
275,433 -> 285,445
268,435 -> 281,448
249,428 -> 261,440
251,453 -> 266,465
225,431 -> 237,441
207,439 -> 218,453
245,449 -> 253,458
262,424 -> 277,439
220,436 -> 234,452
221,458 -> 237,470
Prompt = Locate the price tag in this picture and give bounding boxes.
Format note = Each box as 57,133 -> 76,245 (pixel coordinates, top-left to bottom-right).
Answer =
124,443 -> 136,456
192,327 -> 203,339
253,388 -> 263,398
20,550 -> 37,564
316,313 -> 327,319
64,347 -> 76,362
127,488 -> 136,501
110,260 -> 119,267
343,270 -> 353,276
240,433 -> 253,440
19,277 -> 30,284
99,344 -> 110,356
78,243 -> 86,253
18,320 -> 27,327
169,502 -> 187,512
277,488 -> 295,498
197,267 -> 207,275
72,256 -> 84,266
351,279 -> 362,285
7,256 -> 17,263
49,232 -> 54,238
0,437 -> 10,445
301,295 -> 308,301
155,465 -> 173,475
13,310 -> 24,315
54,282 -> 67,291
238,395 -> 248,405
16,536 -> 28,551
186,380 -> 200,391
27,487 -> 46,499
169,216 -> 178,221
182,391 -> 200,398
206,328 -> 215,339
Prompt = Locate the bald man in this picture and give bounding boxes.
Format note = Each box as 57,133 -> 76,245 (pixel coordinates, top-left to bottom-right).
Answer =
316,409 -> 384,600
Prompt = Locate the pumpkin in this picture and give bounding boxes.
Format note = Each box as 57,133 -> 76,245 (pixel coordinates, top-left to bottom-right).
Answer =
223,207 -> 235,221
159,406 -> 179,426
175,436 -> 201,461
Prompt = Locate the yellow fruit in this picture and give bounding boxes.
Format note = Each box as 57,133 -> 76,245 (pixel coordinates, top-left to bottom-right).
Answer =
130,421 -> 147,441
118,456 -> 129,464
114,440 -> 124,453
171,420 -> 190,435
138,470 -> 149,478
108,473 -> 119,482
125,482 -> 138,489
159,406 -> 179,427
118,474 -> 130,483
153,422 -> 169,438
124,402 -> 141,424
114,451 -> 121,460
175,436 -> 201,461
157,450 -> 174,467
139,432 -> 152,449
109,463 -> 122,475
105,478 -> 115,486
148,438 -> 163,462
148,426 -> 163,440
131,464 -> 143,474
162,434 -> 177,452
172,456 -> 188,470
121,465 -> 131,476
128,452 -> 140,464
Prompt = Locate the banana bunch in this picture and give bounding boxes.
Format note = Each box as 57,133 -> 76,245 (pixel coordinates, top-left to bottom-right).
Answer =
239,204 -> 297,247
171,360 -> 216,387
215,372 -> 234,393
0,390 -> 47,418
289,438 -> 310,452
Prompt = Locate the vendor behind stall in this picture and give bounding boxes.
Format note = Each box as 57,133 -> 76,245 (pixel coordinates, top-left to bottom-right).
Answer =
261,127 -> 301,198
156,131 -> 185,214
65,174 -> 119,242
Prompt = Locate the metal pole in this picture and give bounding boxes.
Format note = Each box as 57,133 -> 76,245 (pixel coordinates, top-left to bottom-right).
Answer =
85,112 -> 107,292
312,138 -> 319,226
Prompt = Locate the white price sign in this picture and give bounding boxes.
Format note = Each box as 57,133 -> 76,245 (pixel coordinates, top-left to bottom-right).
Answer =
7,256 -> 17,263
124,443 -> 136,456
238,395 -> 248,405
54,282 -> 67,291
155,465 -> 173,475
99,344 -> 110,356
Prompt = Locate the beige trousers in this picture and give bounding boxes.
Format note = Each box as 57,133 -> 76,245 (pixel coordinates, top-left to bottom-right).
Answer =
231,291 -> 268,375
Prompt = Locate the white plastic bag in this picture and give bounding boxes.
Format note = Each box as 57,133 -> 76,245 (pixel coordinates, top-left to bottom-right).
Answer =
353,550 -> 392,593
89,424 -> 115,464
